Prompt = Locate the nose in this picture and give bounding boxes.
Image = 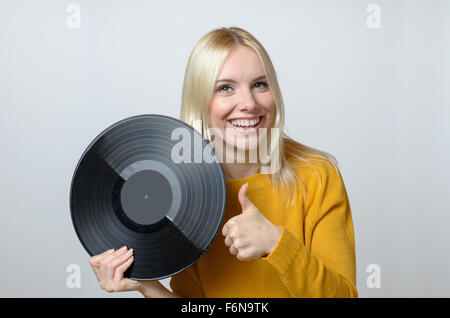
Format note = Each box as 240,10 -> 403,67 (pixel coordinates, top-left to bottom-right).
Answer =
237,88 -> 258,111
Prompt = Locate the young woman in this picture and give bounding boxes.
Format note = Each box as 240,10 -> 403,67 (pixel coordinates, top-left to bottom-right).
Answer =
89,27 -> 358,298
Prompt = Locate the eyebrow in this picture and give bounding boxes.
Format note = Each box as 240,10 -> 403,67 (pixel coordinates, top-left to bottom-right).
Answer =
215,75 -> 266,84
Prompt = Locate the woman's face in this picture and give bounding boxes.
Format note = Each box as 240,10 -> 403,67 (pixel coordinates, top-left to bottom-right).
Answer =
208,45 -> 276,152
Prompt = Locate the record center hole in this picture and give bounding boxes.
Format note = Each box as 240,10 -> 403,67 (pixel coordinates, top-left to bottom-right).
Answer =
120,170 -> 172,226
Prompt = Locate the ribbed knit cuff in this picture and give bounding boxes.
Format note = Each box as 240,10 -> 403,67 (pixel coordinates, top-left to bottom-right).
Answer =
262,227 -> 302,275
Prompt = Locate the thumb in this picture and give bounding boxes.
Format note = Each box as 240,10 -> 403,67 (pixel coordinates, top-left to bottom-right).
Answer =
238,183 -> 257,213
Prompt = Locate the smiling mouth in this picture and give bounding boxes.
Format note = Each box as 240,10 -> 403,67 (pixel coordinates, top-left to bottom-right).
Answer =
226,116 -> 264,132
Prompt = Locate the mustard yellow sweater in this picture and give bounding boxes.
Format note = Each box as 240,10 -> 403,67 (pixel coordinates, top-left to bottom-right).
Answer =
170,158 -> 358,298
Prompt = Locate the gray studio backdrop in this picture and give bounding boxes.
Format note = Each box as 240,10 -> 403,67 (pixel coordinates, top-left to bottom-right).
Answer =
1,0 -> 449,297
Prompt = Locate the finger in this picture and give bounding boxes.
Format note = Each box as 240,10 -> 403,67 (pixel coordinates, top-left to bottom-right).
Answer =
115,259 -> 141,293
224,236 -> 233,247
222,223 -> 228,236
107,248 -> 134,284
237,246 -> 258,262
90,249 -> 114,278
231,238 -> 247,250
114,252 -> 135,284
100,246 -> 127,285
90,249 -> 114,267
228,224 -> 239,239
236,251 -> 246,261
229,246 -> 238,255
104,247 -> 129,283
236,248 -> 253,261
223,218 -> 238,237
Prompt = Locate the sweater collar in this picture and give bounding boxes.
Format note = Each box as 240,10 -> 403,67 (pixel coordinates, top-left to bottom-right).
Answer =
225,172 -> 273,199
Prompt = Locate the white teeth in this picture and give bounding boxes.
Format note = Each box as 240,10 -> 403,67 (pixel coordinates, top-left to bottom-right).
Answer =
230,117 -> 260,127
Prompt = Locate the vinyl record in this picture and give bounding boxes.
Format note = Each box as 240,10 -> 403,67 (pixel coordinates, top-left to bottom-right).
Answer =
70,114 -> 226,280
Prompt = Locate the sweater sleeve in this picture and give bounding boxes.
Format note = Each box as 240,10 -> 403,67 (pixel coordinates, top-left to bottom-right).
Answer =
262,162 -> 358,297
169,263 -> 205,298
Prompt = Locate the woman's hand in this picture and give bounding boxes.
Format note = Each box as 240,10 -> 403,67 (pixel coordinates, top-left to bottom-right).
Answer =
89,247 -> 180,297
222,183 -> 282,261
89,246 -> 140,293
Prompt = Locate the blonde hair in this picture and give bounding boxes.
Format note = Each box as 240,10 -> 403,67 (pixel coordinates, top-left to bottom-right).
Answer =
180,26 -> 339,207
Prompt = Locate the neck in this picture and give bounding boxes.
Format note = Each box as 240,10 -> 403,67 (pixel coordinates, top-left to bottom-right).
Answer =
221,162 -> 260,180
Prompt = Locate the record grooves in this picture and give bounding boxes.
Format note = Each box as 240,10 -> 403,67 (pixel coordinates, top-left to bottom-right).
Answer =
70,114 -> 226,280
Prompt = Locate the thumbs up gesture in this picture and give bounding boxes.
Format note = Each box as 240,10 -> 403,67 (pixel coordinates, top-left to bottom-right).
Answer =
222,183 -> 282,261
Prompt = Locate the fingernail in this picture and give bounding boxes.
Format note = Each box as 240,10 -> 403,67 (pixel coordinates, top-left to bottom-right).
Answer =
126,248 -> 133,256
118,246 -> 127,253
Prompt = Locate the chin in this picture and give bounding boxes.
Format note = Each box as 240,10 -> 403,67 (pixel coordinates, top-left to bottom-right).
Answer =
225,132 -> 262,154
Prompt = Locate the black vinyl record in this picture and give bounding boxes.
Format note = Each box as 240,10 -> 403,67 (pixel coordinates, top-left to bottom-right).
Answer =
70,114 -> 226,280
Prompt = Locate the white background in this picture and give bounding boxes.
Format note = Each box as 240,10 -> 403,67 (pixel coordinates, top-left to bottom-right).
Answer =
0,0 -> 449,297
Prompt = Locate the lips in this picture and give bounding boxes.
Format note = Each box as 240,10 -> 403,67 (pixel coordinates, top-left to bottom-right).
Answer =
226,116 -> 264,133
